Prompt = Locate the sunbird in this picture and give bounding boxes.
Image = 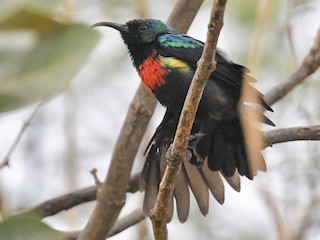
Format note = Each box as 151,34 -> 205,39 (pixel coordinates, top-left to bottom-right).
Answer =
93,19 -> 274,222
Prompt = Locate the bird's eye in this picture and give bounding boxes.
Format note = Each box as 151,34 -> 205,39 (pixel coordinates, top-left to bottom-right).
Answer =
138,24 -> 148,32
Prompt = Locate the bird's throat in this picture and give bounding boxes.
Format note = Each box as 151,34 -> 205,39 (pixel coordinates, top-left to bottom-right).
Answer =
137,56 -> 169,90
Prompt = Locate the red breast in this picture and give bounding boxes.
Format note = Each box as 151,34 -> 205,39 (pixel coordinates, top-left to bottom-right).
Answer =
137,56 -> 169,90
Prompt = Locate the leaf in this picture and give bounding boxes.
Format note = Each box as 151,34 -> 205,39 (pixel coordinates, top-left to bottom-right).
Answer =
0,7 -> 100,113
0,0 -> 62,21
0,214 -> 66,240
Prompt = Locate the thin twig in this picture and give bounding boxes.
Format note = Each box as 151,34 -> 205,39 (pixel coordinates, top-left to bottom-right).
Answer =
259,185 -> 288,240
77,2 -> 204,239
64,86 -> 78,192
150,1 -> 227,239
265,27 -> 320,106
265,125 -> 320,146
90,168 -> 102,187
62,208 -> 145,240
0,100 -> 44,169
107,208 -> 145,238
293,193 -> 320,240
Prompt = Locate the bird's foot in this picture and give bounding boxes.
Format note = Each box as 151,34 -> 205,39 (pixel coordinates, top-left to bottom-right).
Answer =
165,132 -> 207,168
188,132 -> 207,167
187,146 -> 205,167
165,143 -> 192,168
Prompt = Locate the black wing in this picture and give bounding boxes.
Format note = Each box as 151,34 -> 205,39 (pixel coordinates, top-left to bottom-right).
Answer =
157,34 -> 247,89
157,33 -> 273,112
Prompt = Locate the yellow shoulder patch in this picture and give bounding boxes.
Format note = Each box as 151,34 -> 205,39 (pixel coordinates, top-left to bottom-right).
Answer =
159,56 -> 191,73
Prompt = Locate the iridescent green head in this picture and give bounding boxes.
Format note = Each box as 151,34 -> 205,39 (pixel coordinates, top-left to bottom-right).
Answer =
93,19 -> 177,67
93,19 -> 175,44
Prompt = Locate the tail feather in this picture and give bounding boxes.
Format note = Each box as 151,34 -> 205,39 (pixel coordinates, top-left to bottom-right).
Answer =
261,98 -> 273,112
263,114 -> 275,126
183,161 -> 209,216
222,171 -> 241,192
222,144 -> 237,177
142,146 -> 161,216
200,160 -> 225,204
174,166 -> 190,223
205,119 -> 253,179
236,144 -> 249,177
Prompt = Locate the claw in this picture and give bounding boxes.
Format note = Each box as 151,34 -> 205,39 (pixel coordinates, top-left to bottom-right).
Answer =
165,143 -> 193,168
164,132 -> 209,168
188,132 -> 208,167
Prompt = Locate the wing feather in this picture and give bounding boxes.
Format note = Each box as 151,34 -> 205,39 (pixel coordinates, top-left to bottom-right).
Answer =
157,34 -> 245,89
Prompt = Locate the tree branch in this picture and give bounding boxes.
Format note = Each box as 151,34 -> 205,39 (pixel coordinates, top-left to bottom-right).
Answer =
265,27 -> 320,106
17,124 -> 317,221
265,125 -> 320,146
293,193 -> 320,240
6,124 -> 313,239
62,208 -> 145,240
76,85 -> 154,240
0,100 -> 44,169
150,1 -> 227,239
30,186 -> 96,218
166,0 -> 204,31
25,173 -> 140,218
106,208 -> 145,238
77,1 -> 204,239
258,185 -> 287,240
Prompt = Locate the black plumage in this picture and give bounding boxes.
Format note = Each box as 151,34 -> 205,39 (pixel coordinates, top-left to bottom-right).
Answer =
93,19 -> 274,222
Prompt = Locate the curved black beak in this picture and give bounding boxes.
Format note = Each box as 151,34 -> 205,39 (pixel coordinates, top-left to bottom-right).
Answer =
92,22 -> 129,34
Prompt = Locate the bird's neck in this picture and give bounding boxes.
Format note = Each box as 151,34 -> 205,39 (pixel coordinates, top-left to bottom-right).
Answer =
127,42 -> 155,68
125,42 -> 169,90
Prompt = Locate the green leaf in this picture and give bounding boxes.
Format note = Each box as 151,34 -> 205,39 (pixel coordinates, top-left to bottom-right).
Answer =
0,214 -> 66,240
0,7 -> 100,113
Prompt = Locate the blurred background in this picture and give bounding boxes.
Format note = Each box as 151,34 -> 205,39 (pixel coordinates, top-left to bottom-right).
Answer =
0,0 -> 320,239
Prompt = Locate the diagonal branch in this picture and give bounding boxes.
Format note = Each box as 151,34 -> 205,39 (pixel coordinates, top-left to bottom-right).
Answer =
105,208 -> 145,238
265,27 -> 320,106
166,0 -> 204,31
77,85 -> 155,240
62,208 -> 145,240
150,1 -> 228,239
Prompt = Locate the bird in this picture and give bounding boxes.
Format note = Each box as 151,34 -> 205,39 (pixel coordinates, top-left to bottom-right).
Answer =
93,19 -> 274,223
